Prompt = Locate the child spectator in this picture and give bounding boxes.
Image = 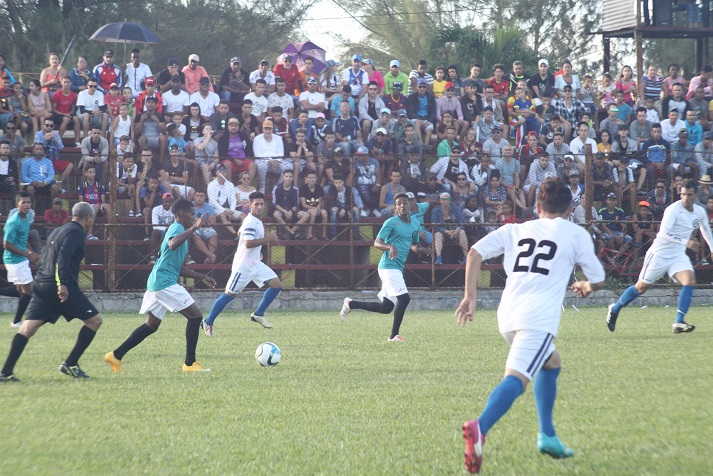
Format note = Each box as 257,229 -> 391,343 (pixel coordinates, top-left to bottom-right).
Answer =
116,155 -> 140,216
299,170 -> 327,239
77,166 -> 111,220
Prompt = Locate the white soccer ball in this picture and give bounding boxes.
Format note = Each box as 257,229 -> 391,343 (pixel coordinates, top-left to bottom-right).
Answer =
255,342 -> 281,367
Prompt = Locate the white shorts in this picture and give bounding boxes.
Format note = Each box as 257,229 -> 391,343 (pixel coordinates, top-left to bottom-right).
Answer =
4,261 -> 33,285
377,268 -> 408,304
638,249 -> 693,284
139,284 -> 195,320
225,262 -> 278,294
502,329 -> 556,381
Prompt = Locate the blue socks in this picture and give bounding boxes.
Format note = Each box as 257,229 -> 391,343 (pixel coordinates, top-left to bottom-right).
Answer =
675,285 -> 694,323
612,285 -> 641,313
254,287 -> 281,316
534,367 -> 560,437
204,293 -> 235,325
478,375 -> 524,435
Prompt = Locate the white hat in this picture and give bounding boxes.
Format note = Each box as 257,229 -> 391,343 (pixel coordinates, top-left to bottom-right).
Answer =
188,53 -> 200,63
380,107 -> 391,115
375,127 -> 388,135
314,112 -> 325,119
538,58 -> 549,67
390,59 -> 400,68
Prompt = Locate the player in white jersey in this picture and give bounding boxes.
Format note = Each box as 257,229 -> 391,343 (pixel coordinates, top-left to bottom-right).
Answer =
455,179 -> 605,474
202,192 -> 283,336
607,181 -> 713,333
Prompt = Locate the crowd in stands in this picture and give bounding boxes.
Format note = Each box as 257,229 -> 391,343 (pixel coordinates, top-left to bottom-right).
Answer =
2,49 -> 713,266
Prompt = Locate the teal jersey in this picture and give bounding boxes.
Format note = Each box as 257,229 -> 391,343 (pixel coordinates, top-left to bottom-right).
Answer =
147,222 -> 188,292
2,210 -> 33,265
377,215 -> 420,271
411,202 -> 429,232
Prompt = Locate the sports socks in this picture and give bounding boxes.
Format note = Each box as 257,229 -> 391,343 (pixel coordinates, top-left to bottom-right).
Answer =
113,324 -> 156,360
675,285 -> 694,324
612,285 -> 641,313
534,367 -> 560,437
65,326 -> 96,366
13,294 -> 31,325
478,375 -> 525,436
0,285 -> 20,298
254,287 -> 281,316
390,293 -> 410,338
185,318 -> 201,366
205,293 -> 235,325
349,299 -> 394,314
1,334 -> 28,376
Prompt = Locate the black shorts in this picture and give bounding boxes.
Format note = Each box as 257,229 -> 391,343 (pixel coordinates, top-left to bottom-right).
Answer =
25,282 -> 99,324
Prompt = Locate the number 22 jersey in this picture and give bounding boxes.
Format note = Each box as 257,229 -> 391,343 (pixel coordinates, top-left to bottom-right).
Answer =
473,217 -> 605,336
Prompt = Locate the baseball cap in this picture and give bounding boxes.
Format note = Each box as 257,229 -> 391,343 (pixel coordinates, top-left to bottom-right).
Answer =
260,59 -> 269,65
564,154 -> 574,161
638,200 -> 651,207
307,77 -> 318,84
314,112 -> 325,119
397,109 -> 407,117
609,105 -> 619,112
405,192 -> 415,199
167,58 -> 178,66
606,192 -> 617,199
417,79 -> 428,86
162,192 -> 173,199
375,127 -> 387,135
380,107 -> 391,115
363,58 -> 373,65
538,58 -> 549,67
390,59 -> 400,68
355,145 -> 369,155
145,77 -> 155,86
445,81 -> 455,90
188,53 -> 200,62
103,49 -> 114,56
199,77 -> 211,85
569,170 -> 580,176
352,54 -> 363,62
52,197 -> 63,205
393,192 -> 409,201
325,59 -> 340,68
230,56 -> 241,64
679,129 -> 688,135
416,192 -> 427,198
439,192 -> 451,199
262,119 -> 274,129
392,81 -> 403,90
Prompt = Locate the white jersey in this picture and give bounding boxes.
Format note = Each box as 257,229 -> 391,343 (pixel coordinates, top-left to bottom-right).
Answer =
650,201 -> 713,256
473,217 -> 605,336
232,213 -> 264,271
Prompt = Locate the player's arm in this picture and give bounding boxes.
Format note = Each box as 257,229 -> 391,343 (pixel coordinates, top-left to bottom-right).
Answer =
570,229 -> 607,297
244,227 -> 274,248
55,230 -> 83,302
180,263 -> 216,288
168,219 -> 202,250
3,227 -> 37,262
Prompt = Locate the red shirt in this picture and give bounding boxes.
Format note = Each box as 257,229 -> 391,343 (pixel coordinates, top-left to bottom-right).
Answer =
104,93 -> 125,117
51,90 -> 77,115
273,64 -> 301,95
135,90 -> 163,114
488,77 -> 509,98
44,208 -> 69,226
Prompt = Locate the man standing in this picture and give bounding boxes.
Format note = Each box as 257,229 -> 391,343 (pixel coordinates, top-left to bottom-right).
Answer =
105,199 -> 216,373
342,55 -> 370,99
384,60 -> 409,95
607,181 -> 713,334
125,49 -> 152,97
189,77 -> 220,120
93,50 -> 122,93
0,202 -> 101,382
456,179 -> 605,473
182,54 -> 211,94
2,193 -> 38,327
340,193 -> 417,342
202,192 -> 283,335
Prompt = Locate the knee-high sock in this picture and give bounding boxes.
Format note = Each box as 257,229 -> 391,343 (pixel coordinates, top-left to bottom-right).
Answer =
675,285 -> 694,323
0,285 -> 20,298
13,294 -> 31,324
1,334 -> 28,376
205,293 -> 234,325
478,375 -> 525,436
185,318 -> 201,366
390,293 -> 411,338
612,285 -> 641,313
113,324 -> 156,360
349,298 -> 394,314
534,367 -> 560,437
65,326 -> 96,366
254,287 -> 281,316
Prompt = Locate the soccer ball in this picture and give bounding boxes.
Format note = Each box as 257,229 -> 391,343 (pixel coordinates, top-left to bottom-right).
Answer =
255,342 -> 281,367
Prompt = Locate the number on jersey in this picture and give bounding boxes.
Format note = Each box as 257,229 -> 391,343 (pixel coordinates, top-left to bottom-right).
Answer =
513,238 -> 557,275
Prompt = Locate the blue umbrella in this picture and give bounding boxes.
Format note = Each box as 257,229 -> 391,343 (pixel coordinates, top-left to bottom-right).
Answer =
90,22 -> 160,44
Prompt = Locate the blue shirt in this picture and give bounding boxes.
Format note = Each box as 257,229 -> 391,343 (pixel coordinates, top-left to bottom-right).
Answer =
33,131 -> 64,161
194,202 -> 216,218
599,207 -> 626,232
411,202 -> 429,233
684,121 -> 703,146
21,157 -> 55,184
417,95 -> 428,118
2,210 -> 33,265
146,222 -> 188,292
376,215 -> 420,271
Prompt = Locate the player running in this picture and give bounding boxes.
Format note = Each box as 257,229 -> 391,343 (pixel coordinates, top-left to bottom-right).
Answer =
455,179 -> 605,473
2,193 -> 38,327
104,199 -> 216,373
607,180 -> 713,333
340,192 -> 419,342
202,192 -> 283,336
1,202 -> 102,382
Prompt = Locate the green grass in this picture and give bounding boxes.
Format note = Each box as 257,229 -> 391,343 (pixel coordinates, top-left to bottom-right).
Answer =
0,305 -> 710,475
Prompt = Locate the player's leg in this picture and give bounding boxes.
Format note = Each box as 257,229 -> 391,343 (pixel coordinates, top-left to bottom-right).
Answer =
178,302 -> 209,371
0,319 -> 46,381
12,284 -> 32,327
533,350 -> 573,458
203,268 -> 252,333
60,311 -> 102,379
671,268 -> 696,333
388,292 -> 410,341
250,265 -> 282,328
343,268 -> 398,318
607,250 -> 659,331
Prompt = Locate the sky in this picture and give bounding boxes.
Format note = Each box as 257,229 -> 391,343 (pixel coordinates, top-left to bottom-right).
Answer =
299,1 -> 366,60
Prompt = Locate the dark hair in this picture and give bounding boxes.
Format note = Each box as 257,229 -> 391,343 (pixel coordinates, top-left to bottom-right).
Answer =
275,77 -> 284,84
249,191 -> 265,201
418,59 -> 427,66
333,174 -> 344,181
0,139 -> 10,146
29,79 -> 41,88
16,191 -> 32,202
172,198 -> 193,215
636,107 -> 647,114
131,48 -> 140,55
493,63 -> 504,72
471,63 -> 482,69
255,79 -> 266,85
651,123 -> 662,130
146,97 -> 158,103
682,180 -> 698,191
537,178 -> 572,214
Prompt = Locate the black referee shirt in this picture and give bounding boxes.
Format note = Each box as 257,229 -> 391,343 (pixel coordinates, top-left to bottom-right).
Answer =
35,221 -> 86,288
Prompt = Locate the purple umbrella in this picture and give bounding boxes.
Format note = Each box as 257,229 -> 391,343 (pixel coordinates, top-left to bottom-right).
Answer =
281,41 -> 327,73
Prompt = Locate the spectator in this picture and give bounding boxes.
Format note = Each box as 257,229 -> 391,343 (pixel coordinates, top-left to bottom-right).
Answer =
320,59 -> 341,97
545,131 -> 570,163
598,192 -> 631,251
384,60 -> 409,96
35,118 -> 74,189
612,125 -> 638,159
358,81 -> 386,138
366,127 -> 394,158
495,145 -> 527,211
299,170 -> 327,239
641,124 -> 669,187
451,171 -> 477,209
482,126 -> 509,159
569,122 -> 597,169
116,154 -> 140,216
325,174 -> 361,236
134,97 -> 166,159
662,64 -> 687,97
0,77 -> 14,131
116,135 -> 135,158
182,53 -> 211,94
629,107 -> 653,145
268,79 -> 295,118
600,104 -> 624,139
93,49 -> 122,93
150,192 -> 175,256
76,79 -> 108,138
124,48 -> 152,98
162,78 -> 189,115
39,52 -> 66,93
383,81 -> 407,115
553,85 -> 585,137
529,59 -> 555,98
353,145 -> 381,216
379,169 -> 406,215
252,119 -> 285,193
406,80 -> 436,145
138,175 -> 166,230
156,58 -> 185,93
288,127 -> 316,174
479,170 -> 507,215
695,131 -> 713,171
687,85 -> 709,129
68,56 -> 93,93
299,77 -> 327,119
436,84 -> 464,122
614,65 -> 637,105
299,57 -> 320,91
250,59 -> 276,92
460,84 -> 480,127
191,191 -> 219,263
43,198 -> 69,231
135,77 -> 163,116
319,134 -> 351,180
660,109 -> 686,143
189,77 -> 220,119
193,124 -> 219,185
238,100 -> 259,140
272,169 -> 306,238
597,130 -> 612,155
51,77 -> 79,142
27,79 -> 52,137
642,65 -> 664,100
430,139 -> 469,190
218,57 -> 250,103
661,84 -> 690,117
0,54 -> 15,84
487,64 -> 509,100
554,59 -> 581,93
244,79 -> 269,119
111,103 -> 133,146
431,192 -> 469,264
363,58 -> 384,93
591,153 -> 615,205
104,83 -> 125,119
462,63 -> 485,94
206,166 -> 240,235
309,113 -> 330,146
79,128 -> 109,181
670,130 -> 698,179
0,140 -> 18,195
21,143 -> 55,196
77,166 -> 111,219
159,149 -> 194,199
342,55 -> 369,99
524,152 -> 557,206
235,170 -> 256,216
273,55 -> 301,96
480,86 -> 506,124
683,109 -> 703,146
332,101 -> 360,156
632,201 -> 657,250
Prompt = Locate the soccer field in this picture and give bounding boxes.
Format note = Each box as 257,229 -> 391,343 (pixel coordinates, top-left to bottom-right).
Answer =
0,305 -> 710,475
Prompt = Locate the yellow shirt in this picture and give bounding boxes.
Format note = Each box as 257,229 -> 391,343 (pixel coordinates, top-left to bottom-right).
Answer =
432,79 -> 448,98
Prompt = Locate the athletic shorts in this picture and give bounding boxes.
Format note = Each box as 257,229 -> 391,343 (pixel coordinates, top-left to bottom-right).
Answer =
4,260 -> 33,285
638,249 -> 693,284
225,262 -> 277,294
502,329 -> 556,381
139,283 -> 195,320
26,282 -> 99,324
377,268 -> 408,304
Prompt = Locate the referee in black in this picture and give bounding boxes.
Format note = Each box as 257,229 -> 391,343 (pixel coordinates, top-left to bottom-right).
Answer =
0,202 -> 102,381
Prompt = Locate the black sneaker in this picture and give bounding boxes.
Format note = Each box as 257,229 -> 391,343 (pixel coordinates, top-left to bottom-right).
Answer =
606,303 -> 619,332
672,321 -> 696,334
0,373 -> 20,382
59,363 -> 89,378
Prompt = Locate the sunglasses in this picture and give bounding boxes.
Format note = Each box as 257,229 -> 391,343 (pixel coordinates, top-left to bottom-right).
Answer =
44,123 -> 54,127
